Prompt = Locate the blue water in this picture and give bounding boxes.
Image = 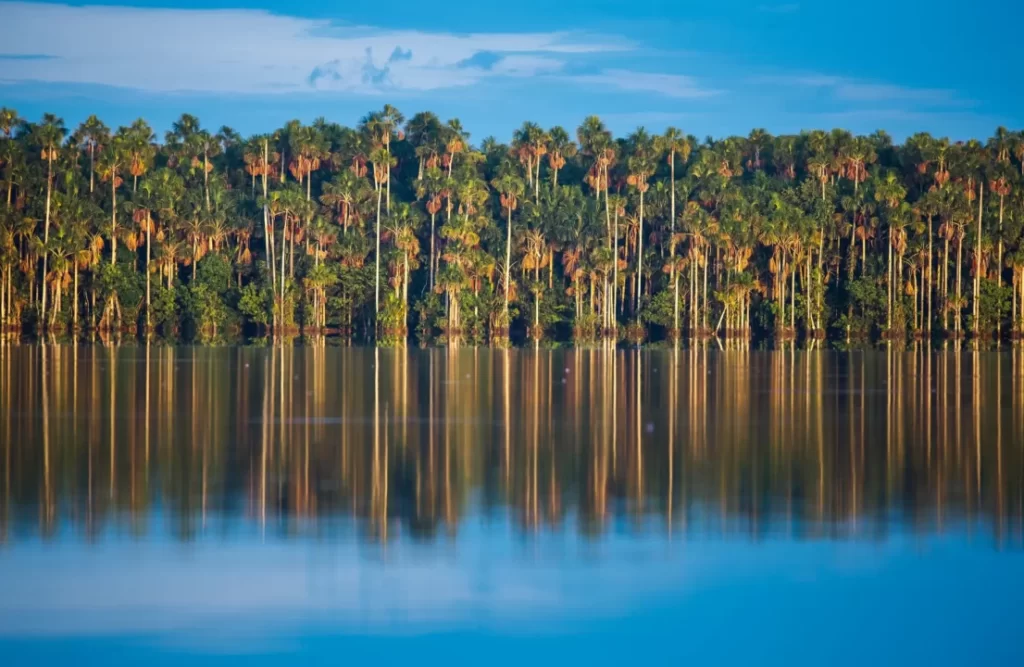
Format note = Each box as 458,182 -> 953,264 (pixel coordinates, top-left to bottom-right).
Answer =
0,345 -> 1021,665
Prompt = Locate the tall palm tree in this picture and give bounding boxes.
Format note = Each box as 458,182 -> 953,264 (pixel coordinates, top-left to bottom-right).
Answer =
32,114 -> 67,326
97,133 -> 126,265
874,172 -> 908,333
656,127 -> 691,333
627,128 -> 657,315
125,119 -> 156,192
545,126 -> 577,188
73,115 -> 109,194
370,147 -> 396,325
491,173 -> 525,320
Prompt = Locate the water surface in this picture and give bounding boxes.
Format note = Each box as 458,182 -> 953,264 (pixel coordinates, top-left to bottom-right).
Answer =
1,344 -> 1022,665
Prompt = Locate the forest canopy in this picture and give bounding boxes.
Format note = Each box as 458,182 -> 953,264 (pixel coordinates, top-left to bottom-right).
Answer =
1,105 -> 1022,344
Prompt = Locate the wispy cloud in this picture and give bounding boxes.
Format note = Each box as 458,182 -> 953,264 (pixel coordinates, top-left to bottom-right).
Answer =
753,73 -> 961,106
570,70 -> 721,99
0,2 -> 629,95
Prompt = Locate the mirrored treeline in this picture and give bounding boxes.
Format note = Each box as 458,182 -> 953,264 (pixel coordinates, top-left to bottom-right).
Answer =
1,342 -> 1023,547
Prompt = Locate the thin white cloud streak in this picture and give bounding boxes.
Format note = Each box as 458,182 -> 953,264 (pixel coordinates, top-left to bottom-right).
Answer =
754,73 -> 960,105
570,70 -> 721,99
0,2 -> 630,95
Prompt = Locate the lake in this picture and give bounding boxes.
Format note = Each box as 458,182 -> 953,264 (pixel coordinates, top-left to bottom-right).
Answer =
0,343 -> 1022,665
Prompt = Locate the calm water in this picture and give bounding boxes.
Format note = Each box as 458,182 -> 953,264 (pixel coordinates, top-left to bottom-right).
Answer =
0,343 -> 1022,665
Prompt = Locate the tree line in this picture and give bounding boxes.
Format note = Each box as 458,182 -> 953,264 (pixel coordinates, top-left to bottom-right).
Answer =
1,105 -> 1023,344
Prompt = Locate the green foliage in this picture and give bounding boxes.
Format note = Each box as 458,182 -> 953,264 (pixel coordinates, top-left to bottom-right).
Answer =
3,105 -> 1024,345
238,283 -> 273,327
150,284 -> 179,331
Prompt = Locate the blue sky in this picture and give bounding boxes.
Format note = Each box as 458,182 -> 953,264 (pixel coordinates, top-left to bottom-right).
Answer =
0,0 -> 1020,142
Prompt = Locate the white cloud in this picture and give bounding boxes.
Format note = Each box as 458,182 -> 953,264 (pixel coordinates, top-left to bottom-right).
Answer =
754,73 -> 960,105
0,2 -> 626,95
570,69 -> 721,99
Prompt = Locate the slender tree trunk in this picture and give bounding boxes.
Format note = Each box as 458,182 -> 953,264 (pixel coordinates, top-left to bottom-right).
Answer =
635,190 -> 644,315
89,143 -> 95,194
702,245 -> 709,331
928,215 -> 933,333
504,206 -> 512,318
111,174 -> 118,265
887,227 -> 893,333
42,156 -> 52,327
998,194 -> 1004,338
537,152 -> 542,203
279,215 -> 287,322
779,254 -> 786,331
974,185 -> 983,335
145,213 -> 151,332
790,254 -> 796,330
956,233 -> 963,333
943,234 -> 950,330
375,184 -> 383,327
670,156 -> 678,333
430,211 -> 436,290
608,180 -> 615,325
204,151 -> 210,212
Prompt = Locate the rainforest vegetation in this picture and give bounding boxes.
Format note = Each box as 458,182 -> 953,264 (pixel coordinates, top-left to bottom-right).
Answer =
1,105 -> 1023,344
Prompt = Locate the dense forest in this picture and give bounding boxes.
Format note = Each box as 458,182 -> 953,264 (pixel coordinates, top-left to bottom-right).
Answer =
1,105 -> 1023,344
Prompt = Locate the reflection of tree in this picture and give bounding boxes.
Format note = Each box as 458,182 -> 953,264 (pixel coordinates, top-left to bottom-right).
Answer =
0,344 -> 1022,546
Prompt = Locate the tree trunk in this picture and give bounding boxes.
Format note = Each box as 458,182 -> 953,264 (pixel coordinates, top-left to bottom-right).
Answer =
42,156 -> 52,327
609,181 -> 616,325
375,185 -> 383,327
145,214 -> 151,332
111,174 -> 118,265
204,151 -> 210,212
955,234 -> 963,333
973,184 -> 983,334
670,156 -> 678,333
943,235 -> 950,330
998,194 -> 1004,338
279,215 -> 287,322
635,190 -> 644,315
504,206 -> 512,317
702,246 -> 709,331
430,211 -> 436,290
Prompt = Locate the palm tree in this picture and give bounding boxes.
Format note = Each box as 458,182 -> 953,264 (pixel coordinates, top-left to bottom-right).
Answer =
361,105 -> 405,213
125,119 -> 156,192
415,166 -> 446,290
874,172 -> 908,333
32,114 -> 67,327
370,147 -> 396,326
627,128 -> 657,316
657,127 -> 691,333
545,126 -> 577,188
491,173 -> 525,321
97,133 -> 126,265
73,115 -> 109,194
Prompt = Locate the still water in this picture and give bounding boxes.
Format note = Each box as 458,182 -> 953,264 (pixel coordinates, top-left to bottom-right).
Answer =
0,343 -> 1022,665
